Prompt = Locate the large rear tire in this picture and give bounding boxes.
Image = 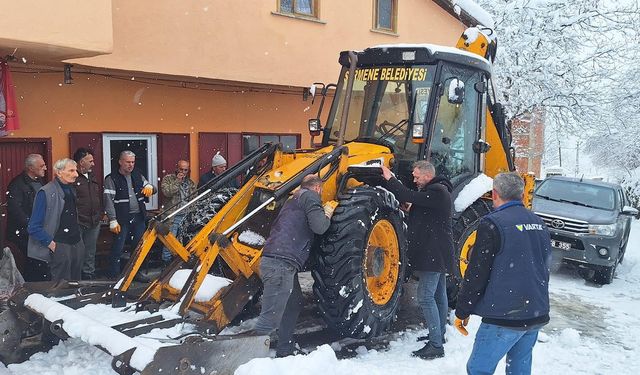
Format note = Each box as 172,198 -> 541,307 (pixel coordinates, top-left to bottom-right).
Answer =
312,186 -> 407,339
447,199 -> 493,306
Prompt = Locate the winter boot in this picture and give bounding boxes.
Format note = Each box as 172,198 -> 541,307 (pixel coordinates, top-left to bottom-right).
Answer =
412,342 -> 444,360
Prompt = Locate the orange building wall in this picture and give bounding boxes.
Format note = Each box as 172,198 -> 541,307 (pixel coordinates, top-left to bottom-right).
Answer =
70,0 -> 464,87
8,72 -> 315,180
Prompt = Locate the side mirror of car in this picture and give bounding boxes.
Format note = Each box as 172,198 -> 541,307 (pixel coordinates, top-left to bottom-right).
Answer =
622,206 -> 639,216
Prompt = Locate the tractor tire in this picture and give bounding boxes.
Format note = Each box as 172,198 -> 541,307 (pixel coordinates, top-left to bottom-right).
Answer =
447,198 -> 493,306
312,186 -> 407,339
177,187 -> 238,244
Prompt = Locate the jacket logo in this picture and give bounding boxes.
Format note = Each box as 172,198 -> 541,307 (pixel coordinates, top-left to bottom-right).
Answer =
516,223 -> 544,231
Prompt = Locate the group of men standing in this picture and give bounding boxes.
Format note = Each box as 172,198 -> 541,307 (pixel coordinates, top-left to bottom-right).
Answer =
5,150 -> 232,281
6,150 -> 158,281
253,161 -> 550,374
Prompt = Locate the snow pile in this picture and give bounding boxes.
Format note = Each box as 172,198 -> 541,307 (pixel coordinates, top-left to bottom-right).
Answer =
24,294 -> 157,371
169,269 -> 232,302
236,344 -> 340,375
453,0 -> 495,28
454,173 -> 493,212
238,230 -> 266,247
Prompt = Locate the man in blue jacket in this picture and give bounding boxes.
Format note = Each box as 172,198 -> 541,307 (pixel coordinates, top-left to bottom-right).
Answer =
253,174 -> 335,357
454,172 -> 551,375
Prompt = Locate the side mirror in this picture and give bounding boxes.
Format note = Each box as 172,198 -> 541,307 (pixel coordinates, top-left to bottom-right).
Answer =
472,139 -> 491,153
447,78 -> 465,105
474,81 -> 487,93
622,206 -> 639,216
308,118 -> 322,137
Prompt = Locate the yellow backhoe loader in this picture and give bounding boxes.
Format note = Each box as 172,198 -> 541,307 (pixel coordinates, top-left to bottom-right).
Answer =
0,26 -> 534,374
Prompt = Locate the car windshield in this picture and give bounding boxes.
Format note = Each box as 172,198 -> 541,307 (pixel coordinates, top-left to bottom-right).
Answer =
535,179 -> 616,211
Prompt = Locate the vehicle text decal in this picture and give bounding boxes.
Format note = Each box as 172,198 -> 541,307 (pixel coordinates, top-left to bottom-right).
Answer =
350,67 -> 427,81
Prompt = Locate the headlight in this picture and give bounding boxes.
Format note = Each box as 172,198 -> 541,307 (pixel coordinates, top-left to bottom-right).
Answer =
587,223 -> 617,236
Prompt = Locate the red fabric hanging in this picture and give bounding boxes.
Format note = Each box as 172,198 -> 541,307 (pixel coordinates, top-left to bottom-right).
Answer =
0,60 -> 20,133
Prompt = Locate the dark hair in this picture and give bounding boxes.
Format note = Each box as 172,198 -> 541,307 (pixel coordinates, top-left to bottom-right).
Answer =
73,147 -> 94,163
301,174 -> 322,190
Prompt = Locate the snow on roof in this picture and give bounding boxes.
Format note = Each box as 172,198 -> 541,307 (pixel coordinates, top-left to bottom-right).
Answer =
453,0 -> 495,29
369,43 -> 490,66
454,173 -> 493,212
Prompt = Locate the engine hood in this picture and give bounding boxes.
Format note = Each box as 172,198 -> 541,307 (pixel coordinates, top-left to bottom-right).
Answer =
532,199 -> 618,224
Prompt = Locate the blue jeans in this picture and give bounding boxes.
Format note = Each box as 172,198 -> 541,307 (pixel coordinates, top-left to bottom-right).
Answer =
415,271 -> 447,347
162,215 -> 185,262
109,212 -> 146,278
467,323 -> 539,375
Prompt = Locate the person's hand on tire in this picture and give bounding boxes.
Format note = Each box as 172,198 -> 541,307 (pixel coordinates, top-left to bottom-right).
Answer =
109,220 -> 121,234
323,201 -> 338,218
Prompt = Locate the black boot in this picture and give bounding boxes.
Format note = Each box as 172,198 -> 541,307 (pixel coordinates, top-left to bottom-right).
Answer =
412,342 -> 444,360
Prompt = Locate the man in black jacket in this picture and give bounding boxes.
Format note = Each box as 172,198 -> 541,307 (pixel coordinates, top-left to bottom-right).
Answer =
6,153 -> 48,281
381,161 -> 454,360
454,172 -> 550,375
73,148 -> 103,280
253,174 -> 335,357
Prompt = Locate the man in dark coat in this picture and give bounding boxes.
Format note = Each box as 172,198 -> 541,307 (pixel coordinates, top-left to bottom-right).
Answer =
252,174 -> 336,357
454,172 -> 550,375
198,153 -> 238,189
73,148 -> 103,280
381,161 -> 454,360
6,153 -> 48,281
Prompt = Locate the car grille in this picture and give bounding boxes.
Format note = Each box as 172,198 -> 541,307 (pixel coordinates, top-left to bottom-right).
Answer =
534,212 -> 589,234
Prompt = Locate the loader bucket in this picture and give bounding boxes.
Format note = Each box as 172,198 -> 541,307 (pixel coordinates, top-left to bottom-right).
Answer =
138,333 -> 270,375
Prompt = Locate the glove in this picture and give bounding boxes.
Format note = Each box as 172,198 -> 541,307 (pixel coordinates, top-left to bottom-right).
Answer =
454,316 -> 469,336
142,184 -> 154,197
109,220 -> 121,234
323,201 -> 338,218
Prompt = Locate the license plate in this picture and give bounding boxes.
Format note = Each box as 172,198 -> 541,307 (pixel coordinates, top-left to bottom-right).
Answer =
551,239 -> 571,251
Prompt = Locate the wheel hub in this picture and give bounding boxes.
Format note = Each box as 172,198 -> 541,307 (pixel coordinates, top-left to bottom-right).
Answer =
364,219 -> 400,306
365,246 -> 385,277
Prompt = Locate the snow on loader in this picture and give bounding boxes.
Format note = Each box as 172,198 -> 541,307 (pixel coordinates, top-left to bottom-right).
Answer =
1,27 -> 534,374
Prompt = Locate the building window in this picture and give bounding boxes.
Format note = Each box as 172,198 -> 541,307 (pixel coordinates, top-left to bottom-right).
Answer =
279,0 -> 317,18
374,0 -> 397,32
242,133 -> 300,157
102,133 -> 159,210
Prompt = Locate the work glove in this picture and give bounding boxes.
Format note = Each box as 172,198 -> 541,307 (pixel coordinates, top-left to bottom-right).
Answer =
454,316 -> 469,336
109,220 -> 121,234
142,184 -> 154,197
323,201 -> 338,218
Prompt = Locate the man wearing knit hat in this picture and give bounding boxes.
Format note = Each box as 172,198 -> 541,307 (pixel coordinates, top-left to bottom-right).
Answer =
198,152 -> 238,189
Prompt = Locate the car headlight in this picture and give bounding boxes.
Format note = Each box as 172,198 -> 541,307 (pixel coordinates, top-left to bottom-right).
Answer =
587,223 -> 617,236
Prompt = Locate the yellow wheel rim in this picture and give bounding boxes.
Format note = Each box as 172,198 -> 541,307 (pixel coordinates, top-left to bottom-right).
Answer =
364,219 -> 400,305
459,230 -> 477,278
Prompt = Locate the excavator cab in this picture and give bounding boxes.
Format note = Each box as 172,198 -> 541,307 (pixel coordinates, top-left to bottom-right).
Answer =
311,42 -> 511,190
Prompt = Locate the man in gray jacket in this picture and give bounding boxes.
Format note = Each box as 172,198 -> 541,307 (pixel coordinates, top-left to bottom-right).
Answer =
27,158 -> 84,281
253,174 -> 336,357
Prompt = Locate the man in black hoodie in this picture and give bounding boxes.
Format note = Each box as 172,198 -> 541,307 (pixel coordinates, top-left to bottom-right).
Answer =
381,161 -> 454,360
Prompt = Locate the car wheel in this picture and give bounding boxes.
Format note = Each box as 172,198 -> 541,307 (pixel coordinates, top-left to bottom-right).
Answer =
619,237 -> 629,264
578,267 -> 595,282
592,260 -> 618,285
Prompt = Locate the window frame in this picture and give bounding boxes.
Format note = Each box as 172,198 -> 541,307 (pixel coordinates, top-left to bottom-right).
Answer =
102,133 -> 159,210
276,0 -> 320,19
373,0 -> 398,34
241,132 -> 301,157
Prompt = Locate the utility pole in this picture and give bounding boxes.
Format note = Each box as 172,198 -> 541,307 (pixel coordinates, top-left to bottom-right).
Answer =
575,140 -> 581,176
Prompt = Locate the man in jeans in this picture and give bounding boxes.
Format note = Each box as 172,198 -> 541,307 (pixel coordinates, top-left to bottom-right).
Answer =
103,151 -> 156,278
381,161 -> 454,360
160,159 -> 196,265
253,175 -> 336,357
73,148 -> 103,280
454,173 -> 551,375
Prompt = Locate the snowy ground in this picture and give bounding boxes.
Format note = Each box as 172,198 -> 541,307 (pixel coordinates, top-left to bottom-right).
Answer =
3,219 -> 639,375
